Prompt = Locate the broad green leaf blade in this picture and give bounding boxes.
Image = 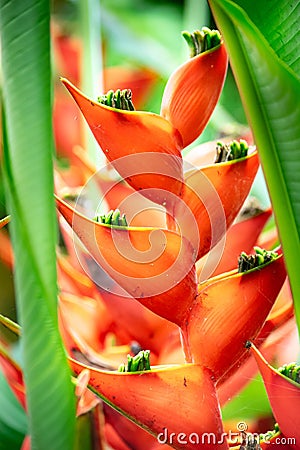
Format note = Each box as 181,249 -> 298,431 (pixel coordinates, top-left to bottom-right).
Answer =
209,0 -> 300,332
226,0 -> 300,77
0,370 -> 27,450
0,0 -> 76,449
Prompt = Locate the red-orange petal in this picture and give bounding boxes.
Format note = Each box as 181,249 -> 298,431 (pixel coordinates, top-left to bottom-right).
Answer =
56,196 -> 197,326
104,405 -> 160,450
70,358 -> 228,450
215,279 -> 295,390
21,435 -> 31,450
99,290 -> 177,355
197,208 -> 272,280
174,152 -> 259,261
0,229 -> 14,268
160,43 -> 228,147
183,255 -> 286,382
104,422 -> 132,450
218,317 -> 296,406
61,78 -> 184,209
250,343 -> 300,449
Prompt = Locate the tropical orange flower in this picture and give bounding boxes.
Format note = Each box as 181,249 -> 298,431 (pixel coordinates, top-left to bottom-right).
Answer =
60,30 -> 228,212
183,254 -> 286,378
55,196 -> 197,326
249,342 -> 300,449
69,357 -> 228,450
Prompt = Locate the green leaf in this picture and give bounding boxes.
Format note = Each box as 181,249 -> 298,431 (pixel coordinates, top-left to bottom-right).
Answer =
74,414 -> 94,450
101,2 -> 183,75
224,0 -> 300,77
0,0 -> 76,449
222,374 -> 272,421
0,370 -> 27,450
209,0 -> 300,332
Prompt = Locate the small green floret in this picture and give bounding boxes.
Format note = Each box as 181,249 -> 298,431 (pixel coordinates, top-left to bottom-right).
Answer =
94,209 -> 128,227
118,350 -> 151,373
238,247 -> 278,273
98,89 -> 135,111
214,139 -> 249,163
182,27 -> 221,58
278,362 -> 300,384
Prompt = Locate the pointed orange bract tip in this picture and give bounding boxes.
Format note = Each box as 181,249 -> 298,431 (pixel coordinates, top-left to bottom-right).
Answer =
250,343 -> 300,450
161,43 -> 228,148
70,358 -> 228,450
184,255 -> 286,382
61,78 -> 184,209
175,151 -> 259,261
56,196 -> 197,326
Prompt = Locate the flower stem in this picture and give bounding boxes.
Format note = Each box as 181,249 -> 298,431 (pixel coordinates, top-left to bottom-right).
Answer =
79,0 -> 105,167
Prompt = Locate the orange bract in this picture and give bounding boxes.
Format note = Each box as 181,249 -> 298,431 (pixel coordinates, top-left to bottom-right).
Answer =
61,78 -> 184,210
184,256 -> 286,381
250,343 -> 300,450
161,43 -> 228,147
175,152 -> 260,260
70,358 -> 228,450
56,196 -> 197,326
196,208 -> 272,280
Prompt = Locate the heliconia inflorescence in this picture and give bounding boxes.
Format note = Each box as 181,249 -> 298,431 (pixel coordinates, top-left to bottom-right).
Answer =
52,25 -> 291,450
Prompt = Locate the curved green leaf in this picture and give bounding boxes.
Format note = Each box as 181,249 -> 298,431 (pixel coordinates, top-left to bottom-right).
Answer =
209,0 -> 300,332
226,0 -> 300,77
0,0 -> 76,448
0,370 -> 27,450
